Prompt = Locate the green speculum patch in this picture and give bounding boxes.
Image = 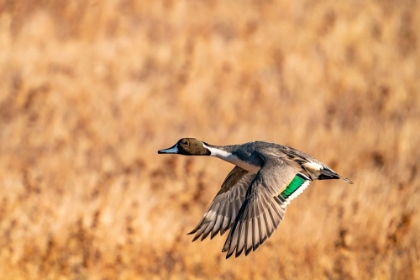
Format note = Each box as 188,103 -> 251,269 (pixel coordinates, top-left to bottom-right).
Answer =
280,174 -> 306,199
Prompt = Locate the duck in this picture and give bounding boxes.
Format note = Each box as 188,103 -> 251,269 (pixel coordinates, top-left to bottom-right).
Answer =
158,138 -> 353,259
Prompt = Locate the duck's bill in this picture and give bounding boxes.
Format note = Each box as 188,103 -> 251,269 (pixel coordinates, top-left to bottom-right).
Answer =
158,144 -> 179,154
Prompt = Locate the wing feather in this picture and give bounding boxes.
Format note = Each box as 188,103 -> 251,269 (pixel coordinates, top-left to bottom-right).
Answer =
223,154 -> 306,258
189,166 -> 255,241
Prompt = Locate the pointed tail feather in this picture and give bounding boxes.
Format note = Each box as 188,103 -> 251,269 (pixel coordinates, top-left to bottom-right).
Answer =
340,176 -> 353,184
319,168 -> 353,184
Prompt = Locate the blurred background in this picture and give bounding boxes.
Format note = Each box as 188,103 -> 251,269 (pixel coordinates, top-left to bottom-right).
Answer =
0,0 -> 419,279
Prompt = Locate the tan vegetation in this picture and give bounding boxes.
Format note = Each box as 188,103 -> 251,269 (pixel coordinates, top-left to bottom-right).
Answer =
0,0 -> 419,279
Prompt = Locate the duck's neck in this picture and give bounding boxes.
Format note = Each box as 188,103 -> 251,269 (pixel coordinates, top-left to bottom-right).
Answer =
203,143 -> 260,174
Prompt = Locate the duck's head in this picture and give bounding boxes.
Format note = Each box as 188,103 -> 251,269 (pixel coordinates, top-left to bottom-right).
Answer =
158,138 -> 211,156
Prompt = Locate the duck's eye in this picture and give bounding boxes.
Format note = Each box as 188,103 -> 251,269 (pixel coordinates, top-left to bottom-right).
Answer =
182,141 -> 189,146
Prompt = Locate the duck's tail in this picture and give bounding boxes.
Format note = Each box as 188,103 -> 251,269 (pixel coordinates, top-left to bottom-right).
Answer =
318,167 -> 353,184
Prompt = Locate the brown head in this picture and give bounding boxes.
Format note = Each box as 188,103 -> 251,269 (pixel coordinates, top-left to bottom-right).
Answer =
158,138 -> 211,156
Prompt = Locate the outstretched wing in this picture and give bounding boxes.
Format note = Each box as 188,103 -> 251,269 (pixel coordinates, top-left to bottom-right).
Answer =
223,153 -> 306,258
189,166 -> 256,241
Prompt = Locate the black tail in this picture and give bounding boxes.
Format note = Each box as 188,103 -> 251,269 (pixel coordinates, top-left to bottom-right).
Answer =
318,168 -> 340,180
319,168 -> 353,184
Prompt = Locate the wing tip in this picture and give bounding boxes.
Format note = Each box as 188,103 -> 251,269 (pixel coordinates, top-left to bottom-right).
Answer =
235,249 -> 244,258
191,234 -> 200,242
245,246 -> 253,256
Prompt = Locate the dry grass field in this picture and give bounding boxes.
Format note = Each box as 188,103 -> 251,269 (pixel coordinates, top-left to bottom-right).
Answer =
1,0 -> 419,279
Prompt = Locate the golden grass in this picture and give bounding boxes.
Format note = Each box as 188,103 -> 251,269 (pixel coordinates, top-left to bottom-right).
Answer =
0,0 -> 419,279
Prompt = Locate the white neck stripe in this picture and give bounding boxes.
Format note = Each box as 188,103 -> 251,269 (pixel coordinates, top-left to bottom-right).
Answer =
203,144 -> 260,173
203,143 -> 232,158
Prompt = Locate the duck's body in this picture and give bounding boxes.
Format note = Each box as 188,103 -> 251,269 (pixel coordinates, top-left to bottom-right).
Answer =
158,138 -> 352,259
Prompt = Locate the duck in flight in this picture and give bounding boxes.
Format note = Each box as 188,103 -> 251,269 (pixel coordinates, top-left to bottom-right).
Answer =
158,138 -> 353,259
